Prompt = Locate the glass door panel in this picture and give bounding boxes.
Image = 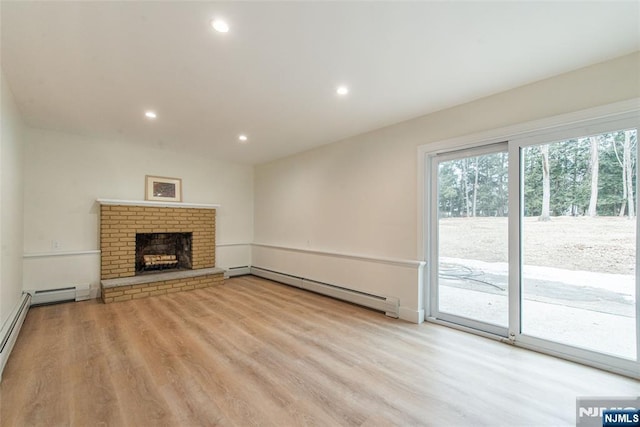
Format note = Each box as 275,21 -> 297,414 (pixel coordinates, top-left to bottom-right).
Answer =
435,147 -> 509,330
521,129 -> 637,360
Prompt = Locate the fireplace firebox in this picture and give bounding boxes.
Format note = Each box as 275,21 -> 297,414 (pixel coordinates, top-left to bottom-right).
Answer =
135,232 -> 192,274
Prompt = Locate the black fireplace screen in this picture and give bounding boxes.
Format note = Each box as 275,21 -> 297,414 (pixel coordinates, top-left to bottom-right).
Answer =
135,232 -> 192,274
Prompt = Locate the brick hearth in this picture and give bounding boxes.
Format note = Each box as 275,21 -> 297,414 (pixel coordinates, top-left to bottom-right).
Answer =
101,267 -> 224,303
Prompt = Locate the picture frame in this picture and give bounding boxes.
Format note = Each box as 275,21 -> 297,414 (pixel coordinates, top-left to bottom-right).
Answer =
145,175 -> 182,202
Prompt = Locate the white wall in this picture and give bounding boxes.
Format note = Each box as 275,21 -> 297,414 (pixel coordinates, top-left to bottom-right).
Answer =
0,70 -> 25,328
23,129 -> 253,295
253,52 -> 640,323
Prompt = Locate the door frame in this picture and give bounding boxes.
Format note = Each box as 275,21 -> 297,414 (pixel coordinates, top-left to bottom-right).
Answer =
428,142 -> 509,337
509,115 -> 640,377
418,99 -> 640,378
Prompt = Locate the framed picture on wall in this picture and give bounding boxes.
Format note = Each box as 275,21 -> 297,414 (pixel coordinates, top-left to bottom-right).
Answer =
145,175 -> 182,202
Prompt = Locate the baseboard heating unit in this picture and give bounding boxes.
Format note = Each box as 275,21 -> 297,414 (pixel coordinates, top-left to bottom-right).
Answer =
226,266 -> 251,278
0,292 -> 31,380
250,266 -> 399,318
28,284 -> 91,306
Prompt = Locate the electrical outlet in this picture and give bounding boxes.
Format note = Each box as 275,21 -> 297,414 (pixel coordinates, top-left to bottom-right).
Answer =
51,240 -> 61,250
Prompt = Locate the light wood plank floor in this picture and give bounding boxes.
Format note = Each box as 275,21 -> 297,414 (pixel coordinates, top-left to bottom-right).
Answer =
1,275 -> 638,426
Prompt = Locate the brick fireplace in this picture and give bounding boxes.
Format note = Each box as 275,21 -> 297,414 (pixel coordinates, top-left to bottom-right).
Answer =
99,201 -> 224,303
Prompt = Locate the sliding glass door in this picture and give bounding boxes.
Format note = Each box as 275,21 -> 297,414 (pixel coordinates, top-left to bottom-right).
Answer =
427,114 -> 639,375
430,144 -> 509,336
518,128 -> 637,362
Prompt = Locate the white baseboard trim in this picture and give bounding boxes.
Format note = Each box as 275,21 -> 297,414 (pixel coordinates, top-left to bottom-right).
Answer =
399,307 -> 425,324
90,285 -> 101,300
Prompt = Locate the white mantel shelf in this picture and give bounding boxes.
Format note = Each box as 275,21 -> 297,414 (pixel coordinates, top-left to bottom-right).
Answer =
96,199 -> 220,209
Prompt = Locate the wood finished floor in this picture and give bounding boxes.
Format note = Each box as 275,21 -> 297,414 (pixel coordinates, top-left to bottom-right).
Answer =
1,275 -> 638,427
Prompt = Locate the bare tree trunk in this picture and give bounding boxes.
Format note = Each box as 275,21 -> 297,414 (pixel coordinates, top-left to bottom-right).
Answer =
472,157 -> 479,217
624,131 -> 635,218
462,159 -> 470,217
619,204 -> 626,216
587,136 -> 599,217
499,152 -> 506,216
614,138 -> 628,216
540,144 -> 551,221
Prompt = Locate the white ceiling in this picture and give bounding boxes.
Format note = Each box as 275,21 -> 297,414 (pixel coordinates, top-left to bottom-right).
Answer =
2,1 -> 639,165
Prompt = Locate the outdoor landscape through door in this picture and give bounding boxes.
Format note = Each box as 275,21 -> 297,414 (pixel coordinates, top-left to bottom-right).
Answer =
520,130 -> 637,360
427,118 -> 639,376
432,144 -> 509,336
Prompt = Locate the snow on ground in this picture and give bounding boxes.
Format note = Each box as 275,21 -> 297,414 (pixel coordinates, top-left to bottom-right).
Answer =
440,257 -> 635,296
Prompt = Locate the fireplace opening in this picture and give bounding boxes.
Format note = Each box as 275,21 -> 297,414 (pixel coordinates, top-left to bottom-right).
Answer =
135,233 -> 192,274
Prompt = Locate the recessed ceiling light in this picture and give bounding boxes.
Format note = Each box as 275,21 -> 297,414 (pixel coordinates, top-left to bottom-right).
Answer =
211,19 -> 229,33
238,134 -> 248,142
336,85 -> 349,96
145,111 -> 157,119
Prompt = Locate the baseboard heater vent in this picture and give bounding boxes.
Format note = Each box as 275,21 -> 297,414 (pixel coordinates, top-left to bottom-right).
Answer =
28,284 -> 91,307
0,292 -> 31,380
225,266 -> 251,278
250,266 -> 399,318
